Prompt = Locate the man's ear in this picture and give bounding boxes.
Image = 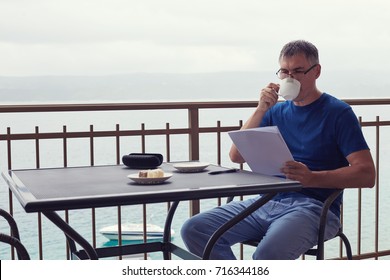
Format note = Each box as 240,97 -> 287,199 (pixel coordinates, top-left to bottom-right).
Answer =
315,64 -> 321,79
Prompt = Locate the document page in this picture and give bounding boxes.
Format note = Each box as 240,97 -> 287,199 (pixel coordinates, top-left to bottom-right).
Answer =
228,126 -> 293,176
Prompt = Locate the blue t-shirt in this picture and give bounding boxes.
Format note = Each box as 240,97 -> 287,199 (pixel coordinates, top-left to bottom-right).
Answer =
261,93 -> 369,216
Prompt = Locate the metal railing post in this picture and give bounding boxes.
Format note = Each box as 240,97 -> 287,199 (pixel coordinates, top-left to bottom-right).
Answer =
188,107 -> 200,216
188,107 -> 200,161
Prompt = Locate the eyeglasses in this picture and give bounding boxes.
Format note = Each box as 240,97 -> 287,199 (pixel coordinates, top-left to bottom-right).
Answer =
276,64 -> 318,79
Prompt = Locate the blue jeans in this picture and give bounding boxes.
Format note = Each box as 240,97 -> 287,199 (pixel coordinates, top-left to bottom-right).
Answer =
180,193 -> 340,260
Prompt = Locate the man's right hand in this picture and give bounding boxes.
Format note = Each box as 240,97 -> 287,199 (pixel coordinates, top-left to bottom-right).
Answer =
258,83 -> 279,112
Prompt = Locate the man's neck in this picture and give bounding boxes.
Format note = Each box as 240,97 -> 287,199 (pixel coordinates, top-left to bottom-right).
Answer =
293,88 -> 322,106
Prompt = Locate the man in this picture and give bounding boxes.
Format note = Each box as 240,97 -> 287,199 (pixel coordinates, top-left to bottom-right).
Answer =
180,40 -> 375,260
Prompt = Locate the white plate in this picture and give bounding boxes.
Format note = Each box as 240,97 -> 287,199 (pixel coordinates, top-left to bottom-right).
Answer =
127,173 -> 173,185
172,162 -> 210,173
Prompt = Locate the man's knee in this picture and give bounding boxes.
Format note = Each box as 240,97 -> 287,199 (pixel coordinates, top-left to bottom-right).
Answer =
180,216 -> 196,244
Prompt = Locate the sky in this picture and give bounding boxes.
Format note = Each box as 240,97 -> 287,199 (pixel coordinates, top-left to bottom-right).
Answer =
1,0 -> 390,76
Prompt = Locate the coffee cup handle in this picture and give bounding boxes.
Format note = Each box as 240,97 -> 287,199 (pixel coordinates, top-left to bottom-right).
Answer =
271,87 -> 281,96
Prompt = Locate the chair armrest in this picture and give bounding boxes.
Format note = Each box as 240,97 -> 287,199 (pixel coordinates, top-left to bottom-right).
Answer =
0,233 -> 30,260
0,208 -> 30,259
0,208 -> 21,240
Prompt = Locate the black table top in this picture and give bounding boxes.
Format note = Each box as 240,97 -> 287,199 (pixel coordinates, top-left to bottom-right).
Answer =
2,163 -> 301,213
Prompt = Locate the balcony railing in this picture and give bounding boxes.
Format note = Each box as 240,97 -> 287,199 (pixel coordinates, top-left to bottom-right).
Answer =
1,99 -> 389,260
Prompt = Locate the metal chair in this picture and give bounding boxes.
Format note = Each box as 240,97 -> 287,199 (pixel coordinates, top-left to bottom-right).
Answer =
0,208 -> 30,260
227,189 -> 353,260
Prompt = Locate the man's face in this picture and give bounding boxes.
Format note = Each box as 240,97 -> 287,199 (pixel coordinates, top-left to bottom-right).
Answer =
278,53 -> 319,102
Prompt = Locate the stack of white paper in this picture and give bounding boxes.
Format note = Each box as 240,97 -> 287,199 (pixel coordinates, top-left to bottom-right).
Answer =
228,126 -> 293,176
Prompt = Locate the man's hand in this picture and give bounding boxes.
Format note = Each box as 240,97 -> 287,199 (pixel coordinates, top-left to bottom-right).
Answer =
281,161 -> 313,186
258,83 -> 279,112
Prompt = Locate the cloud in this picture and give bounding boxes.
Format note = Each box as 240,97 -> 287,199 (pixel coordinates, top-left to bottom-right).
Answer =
1,0 -> 389,75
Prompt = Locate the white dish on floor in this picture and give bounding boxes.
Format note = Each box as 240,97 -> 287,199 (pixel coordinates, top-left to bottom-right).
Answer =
172,162 -> 210,173
127,173 -> 173,184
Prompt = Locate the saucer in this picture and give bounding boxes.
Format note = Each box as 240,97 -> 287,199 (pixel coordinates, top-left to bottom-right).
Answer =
127,173 -> 173,185
172,162 -> 209,173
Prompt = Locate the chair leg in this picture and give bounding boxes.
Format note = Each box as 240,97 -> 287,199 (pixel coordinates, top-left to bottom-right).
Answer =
316,243 -> 325,260
304,230 -> 353,260
338,232 -> 353,260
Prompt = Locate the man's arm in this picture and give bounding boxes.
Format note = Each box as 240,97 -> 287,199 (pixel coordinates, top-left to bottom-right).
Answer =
281,149 -> 376,189
229,83 -> 279,163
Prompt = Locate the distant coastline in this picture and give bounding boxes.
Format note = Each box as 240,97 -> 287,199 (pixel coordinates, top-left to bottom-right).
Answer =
0,71 -> 387,104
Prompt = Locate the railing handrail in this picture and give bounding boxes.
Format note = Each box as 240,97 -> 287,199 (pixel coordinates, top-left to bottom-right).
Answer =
1,98 -> 390,113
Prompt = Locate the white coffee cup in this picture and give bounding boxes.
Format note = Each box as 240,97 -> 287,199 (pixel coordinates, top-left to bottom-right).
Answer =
278,77 -> 301,100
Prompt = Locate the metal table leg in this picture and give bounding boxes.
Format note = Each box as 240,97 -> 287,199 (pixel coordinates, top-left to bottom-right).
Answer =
162,201 -> 179,260
43,211 -> 99,260
202,192 -> 277,259
161,201 -> 201,260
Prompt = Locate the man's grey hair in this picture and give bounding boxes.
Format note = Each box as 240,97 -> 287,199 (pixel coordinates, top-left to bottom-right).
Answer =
279,40 -> 319,65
